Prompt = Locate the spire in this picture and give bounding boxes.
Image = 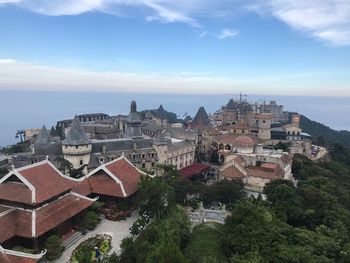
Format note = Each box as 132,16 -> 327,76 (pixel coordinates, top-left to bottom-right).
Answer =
193,106 -> 209,126
130,100 -> 137,113
62,116 -> 91,145
35,125 -> 49,145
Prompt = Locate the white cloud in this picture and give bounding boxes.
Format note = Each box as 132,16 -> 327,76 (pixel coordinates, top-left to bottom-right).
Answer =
252,0 -> 350,46
199,31 -> 207,38
1,0 -> 350,45
218,28 -> 239,39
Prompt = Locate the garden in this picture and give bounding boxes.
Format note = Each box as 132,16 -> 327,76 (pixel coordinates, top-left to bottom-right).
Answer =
70,234 -> 112,263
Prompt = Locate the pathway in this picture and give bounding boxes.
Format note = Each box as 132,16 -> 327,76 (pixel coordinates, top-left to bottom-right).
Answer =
55,212 -> 138,263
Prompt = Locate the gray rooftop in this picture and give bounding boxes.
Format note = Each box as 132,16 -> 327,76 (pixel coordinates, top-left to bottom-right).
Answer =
62,116 -> 91,145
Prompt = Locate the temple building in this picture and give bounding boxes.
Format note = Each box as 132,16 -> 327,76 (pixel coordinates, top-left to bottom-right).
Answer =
0,155 -> 148,254
0,159 -> 96,250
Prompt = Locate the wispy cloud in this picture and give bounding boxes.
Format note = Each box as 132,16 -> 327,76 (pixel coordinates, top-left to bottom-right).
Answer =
199,31 -> 207,38
0,58 -> 347,96
251,0 -> 350,46
218,28 -> 239,39
1,0 -> 350,45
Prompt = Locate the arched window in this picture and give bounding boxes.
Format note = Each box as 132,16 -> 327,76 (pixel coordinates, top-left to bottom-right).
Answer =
80,160 -> 83,165
225,144 -> 231,151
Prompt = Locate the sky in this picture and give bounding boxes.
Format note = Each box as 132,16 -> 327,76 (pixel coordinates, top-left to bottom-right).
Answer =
0,0 -> 349,96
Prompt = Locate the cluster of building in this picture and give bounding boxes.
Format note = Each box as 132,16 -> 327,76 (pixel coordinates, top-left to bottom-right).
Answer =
0,96 -> 318,260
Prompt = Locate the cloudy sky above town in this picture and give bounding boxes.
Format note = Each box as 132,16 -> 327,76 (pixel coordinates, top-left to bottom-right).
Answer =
0,0 -> 349,96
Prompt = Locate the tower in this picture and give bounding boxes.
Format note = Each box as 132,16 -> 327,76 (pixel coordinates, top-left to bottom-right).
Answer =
62,116 -> 92,174
291,114 -> 300,128
125,100 -> 143,139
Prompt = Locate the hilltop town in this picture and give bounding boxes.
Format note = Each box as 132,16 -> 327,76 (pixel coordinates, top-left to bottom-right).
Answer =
0,97 -> 333,262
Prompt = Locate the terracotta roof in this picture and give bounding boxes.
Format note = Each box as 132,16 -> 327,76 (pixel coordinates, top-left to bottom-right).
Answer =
17,162 -> 77,204
0,182 -> 31,204
5,255 -> 39,263
0,209 -> 31,241
216,134 -> 257,148
221,166 -> 244,180
179,163 -> 210,179
104,158 -> 142,197
247,165 -> 283,180
88,172 -> 124,197
35,194 -> 93,237
0,209 -> 17,243
260,163 -> 278,170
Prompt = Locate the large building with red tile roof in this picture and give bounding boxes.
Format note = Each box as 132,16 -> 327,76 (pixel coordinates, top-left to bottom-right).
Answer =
0,155 -> 147,256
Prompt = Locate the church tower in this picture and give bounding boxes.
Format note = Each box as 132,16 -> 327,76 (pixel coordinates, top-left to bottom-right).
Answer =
62,116 -> 92,174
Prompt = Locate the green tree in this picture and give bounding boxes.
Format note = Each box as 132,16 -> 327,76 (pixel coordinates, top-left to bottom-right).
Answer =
44,235 -> 64,261
146,240 -> 188,263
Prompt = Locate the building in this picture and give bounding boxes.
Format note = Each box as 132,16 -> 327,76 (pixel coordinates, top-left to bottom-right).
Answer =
214,134 -> 293,192
0,155 -> 148,254
0,160 -> 96,250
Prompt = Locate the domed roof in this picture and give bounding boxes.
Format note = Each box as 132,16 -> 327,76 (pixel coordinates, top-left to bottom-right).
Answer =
216,134 -> 256,148
233,135 -> 255,148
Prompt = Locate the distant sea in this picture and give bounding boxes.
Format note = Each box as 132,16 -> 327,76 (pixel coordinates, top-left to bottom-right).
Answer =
0,90 -> 349,147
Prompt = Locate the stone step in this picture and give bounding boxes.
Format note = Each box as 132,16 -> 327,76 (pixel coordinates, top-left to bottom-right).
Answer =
62,232 -> 83,249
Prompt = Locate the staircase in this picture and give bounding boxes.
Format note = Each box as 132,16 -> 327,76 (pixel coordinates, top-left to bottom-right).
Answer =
62,232 -> 83,250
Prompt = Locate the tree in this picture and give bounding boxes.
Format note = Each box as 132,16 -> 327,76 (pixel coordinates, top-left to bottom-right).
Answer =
44,235 -> 64,261
82,211 -> 101,230
146,240 -> 188,263
138,176 -> 175,219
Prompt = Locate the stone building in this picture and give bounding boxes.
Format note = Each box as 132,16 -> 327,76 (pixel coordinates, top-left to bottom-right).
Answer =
153,136 -> 195,170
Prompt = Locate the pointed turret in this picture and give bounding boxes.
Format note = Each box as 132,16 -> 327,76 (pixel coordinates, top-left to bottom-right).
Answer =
35,125 -> 49,145
63,116 -> 91,146
193,106 -> 210,126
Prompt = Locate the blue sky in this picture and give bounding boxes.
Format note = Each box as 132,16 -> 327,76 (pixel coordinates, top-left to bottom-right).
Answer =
0,0 -> 349,96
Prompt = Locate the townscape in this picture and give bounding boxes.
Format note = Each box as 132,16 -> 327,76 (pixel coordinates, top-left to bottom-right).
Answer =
0,96 -> 334,262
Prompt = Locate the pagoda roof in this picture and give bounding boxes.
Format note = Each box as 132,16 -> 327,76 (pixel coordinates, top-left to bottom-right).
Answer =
0,160 -> 83,205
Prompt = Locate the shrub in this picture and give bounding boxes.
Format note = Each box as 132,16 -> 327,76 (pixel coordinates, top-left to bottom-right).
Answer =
83,211 -> 101,230
44,235 -> 64,261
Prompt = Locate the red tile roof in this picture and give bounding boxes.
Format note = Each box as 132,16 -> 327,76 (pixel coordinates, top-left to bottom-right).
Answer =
5,254 -> 40,263
35,194 -> 93,237
88,172 -> 124,197
221,166 -> 244,180
105,158 -> 142,197
0,209 -> 17,243
17,162 -> 77,204
179,163 -> 210,179
215,134 -> 259,148
0,183 -> 32,204
247,166 -> 283,180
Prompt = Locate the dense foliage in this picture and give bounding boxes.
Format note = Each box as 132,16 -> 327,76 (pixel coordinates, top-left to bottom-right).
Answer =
0,141 -> 30,154
298,114 -> 350,148
104,149 -> 350,262
44,235 -> 64,261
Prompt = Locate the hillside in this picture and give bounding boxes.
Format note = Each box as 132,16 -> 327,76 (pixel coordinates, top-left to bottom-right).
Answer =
297,113 -> 350,148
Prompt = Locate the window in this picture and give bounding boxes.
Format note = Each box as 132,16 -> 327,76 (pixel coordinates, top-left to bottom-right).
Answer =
132,155 -> 136,160
142,163 -> 146,168
142,154 -> 145,159
152,162 -> 155,167
76,145 -> 78,149
80,160 -> 83,165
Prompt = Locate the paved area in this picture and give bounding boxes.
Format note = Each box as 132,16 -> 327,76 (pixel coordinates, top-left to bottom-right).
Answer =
56,212 -> 138,263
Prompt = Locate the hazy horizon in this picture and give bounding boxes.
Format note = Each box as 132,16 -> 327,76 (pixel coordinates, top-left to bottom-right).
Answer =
0,90 -> 349,147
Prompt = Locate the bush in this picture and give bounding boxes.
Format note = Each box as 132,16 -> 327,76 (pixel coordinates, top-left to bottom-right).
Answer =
44,235 -> 64,261
82,211 -> 101,230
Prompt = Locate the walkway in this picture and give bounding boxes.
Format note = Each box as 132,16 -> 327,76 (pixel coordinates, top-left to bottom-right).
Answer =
55,212 -> 138,263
